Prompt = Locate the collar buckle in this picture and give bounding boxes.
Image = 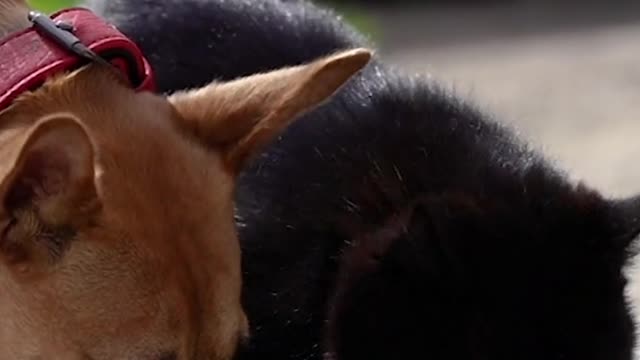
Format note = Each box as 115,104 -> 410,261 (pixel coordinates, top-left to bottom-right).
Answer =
0,7 -> 156,112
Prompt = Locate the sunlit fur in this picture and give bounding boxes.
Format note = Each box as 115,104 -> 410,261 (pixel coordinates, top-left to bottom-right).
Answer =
0,0 -> 27,37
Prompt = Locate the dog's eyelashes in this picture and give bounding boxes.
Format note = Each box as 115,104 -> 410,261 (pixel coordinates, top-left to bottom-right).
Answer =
0,217 -> 17,248
0,217 -> 17,238
0,217 -> 17,244
0,217 -> 26,263
157,351 -> 177,360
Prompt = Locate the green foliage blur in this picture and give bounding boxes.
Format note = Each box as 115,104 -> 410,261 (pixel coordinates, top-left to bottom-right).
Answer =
28,0 -> 75,12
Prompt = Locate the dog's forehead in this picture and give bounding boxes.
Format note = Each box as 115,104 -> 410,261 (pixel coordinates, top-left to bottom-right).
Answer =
93,129 -> 238,256
99,140 -> 230,208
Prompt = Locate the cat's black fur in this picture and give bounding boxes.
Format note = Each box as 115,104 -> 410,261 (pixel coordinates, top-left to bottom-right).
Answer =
87,0 -> 640,359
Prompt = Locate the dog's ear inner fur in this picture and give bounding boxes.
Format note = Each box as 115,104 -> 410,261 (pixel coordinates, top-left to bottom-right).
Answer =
0,114 -> 98,265
169,48 -> 372,172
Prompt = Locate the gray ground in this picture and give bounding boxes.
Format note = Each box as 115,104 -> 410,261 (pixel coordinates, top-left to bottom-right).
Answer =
366,0 -> 640,350
374,0 -> 640,198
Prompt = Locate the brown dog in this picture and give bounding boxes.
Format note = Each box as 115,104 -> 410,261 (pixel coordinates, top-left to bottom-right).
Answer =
0,1 -> 371,358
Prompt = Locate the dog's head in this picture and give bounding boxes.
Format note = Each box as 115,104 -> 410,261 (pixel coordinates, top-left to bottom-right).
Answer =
0,1 -> 370,358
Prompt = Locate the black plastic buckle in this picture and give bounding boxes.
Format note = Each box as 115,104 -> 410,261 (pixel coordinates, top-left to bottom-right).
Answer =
28,11 -> 112,67
27,11 -> 147,87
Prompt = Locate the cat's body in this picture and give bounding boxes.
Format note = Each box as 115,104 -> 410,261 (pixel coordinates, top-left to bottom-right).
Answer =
90,0 -> 640,359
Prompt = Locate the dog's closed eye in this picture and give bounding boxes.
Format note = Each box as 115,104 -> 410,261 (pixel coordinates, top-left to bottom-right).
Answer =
157,351 -> 177,360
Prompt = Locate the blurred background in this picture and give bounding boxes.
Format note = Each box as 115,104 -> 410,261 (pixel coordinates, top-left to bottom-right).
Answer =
29,0 -> 640,198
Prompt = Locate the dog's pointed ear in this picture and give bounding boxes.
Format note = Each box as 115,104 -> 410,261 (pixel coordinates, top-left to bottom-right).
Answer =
0,114 -> 99,265
169,48 -> 372,172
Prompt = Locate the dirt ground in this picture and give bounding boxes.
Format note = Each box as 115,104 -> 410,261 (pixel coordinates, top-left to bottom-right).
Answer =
370,0 -> 640,351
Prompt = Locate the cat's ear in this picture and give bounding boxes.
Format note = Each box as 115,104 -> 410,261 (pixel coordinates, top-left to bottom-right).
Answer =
339,195 -> 479,284
169,48 -> 372,173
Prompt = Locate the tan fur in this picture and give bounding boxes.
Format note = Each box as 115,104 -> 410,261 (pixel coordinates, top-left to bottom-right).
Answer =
0,0 -> 29,37
0,6 -> 371,358
169,48 -> 371,172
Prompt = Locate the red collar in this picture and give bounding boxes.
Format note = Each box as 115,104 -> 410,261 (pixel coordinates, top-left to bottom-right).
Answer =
0,7 -> 155,112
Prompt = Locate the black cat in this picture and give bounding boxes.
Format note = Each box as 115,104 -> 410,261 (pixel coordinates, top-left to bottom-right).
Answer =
88,0 -> 640,359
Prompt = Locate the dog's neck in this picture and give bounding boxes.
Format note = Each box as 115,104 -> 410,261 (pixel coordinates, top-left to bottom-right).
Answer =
0,0 -> 29,37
